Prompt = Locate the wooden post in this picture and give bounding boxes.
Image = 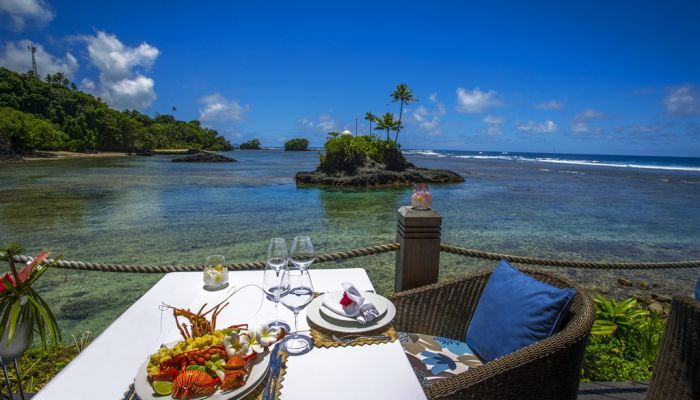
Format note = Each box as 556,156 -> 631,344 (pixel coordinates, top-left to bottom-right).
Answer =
395,206 -> 442,292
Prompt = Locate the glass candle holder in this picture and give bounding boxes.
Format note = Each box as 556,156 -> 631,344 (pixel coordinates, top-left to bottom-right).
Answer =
203,255 -> 229,290
411,183 -> 432,210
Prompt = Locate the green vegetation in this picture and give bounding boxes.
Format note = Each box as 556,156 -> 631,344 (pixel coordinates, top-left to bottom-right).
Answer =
0,67 -> 232,154
374,112 -> 402,141
389,83 -> 417,143
239,138 -> 261,149
582,294 -> 664,382
284,138 -> 309,151
318,135 -> 410,174
3,332 -> 90,393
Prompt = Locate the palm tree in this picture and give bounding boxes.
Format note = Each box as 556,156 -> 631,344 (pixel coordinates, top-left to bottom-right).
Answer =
374,112 -> 401,141
390,83 -> 417,144
364,112 -> 378,138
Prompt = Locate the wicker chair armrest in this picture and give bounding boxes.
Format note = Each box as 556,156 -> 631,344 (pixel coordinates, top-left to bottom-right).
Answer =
389,271 -> 490,340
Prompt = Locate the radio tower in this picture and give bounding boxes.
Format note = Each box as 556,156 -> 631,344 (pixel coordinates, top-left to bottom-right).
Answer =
27,43 -> 38,76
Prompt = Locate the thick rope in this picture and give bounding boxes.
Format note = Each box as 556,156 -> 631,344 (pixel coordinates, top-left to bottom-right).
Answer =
440,244 -> 700,270
11,243 -> 400,273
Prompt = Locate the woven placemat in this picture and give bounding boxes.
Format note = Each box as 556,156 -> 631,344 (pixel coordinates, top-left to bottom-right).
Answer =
309,322 -> 398,348
124,352 -> 288,400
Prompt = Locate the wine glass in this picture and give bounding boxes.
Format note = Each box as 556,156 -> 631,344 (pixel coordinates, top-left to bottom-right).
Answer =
263,238 -> 291,332
289,236 -> 315,270
279,268 -> 314,355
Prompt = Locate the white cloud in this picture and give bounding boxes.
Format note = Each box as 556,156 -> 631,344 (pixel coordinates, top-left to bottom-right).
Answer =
482,115 -> 504,135
198,93 -> 249,122
535,100 -> 564,110
517,120 -> 558,133
456,87 -> 499,113
571,109 -> 604,134
411,93 -> 445,135
664,84 -> 699,116
80,30 -> 159,110
80,78 -> 95,91
298,114 -> 338,133
0,39 -> 78,77
0,0 -> 53,30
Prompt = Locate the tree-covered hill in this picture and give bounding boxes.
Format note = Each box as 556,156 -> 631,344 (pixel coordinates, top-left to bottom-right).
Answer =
0,67 -> 232,154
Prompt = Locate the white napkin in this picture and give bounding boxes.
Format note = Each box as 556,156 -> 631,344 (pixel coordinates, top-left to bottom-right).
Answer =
322,282 -> 380,324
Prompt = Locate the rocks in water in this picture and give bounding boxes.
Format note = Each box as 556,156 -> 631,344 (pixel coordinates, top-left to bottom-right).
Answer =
154,149 -> 200,155
647,301 -> 665,316
617,278 -> 633,287
295,167 -> 464,187
637,281 -> 650,290
651,293 -> 673,304
172,151 -> 236,163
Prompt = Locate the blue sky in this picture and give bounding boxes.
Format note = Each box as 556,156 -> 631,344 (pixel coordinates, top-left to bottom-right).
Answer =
1,0 -> 699,156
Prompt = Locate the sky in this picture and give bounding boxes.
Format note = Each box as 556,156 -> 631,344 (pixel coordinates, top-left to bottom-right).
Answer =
1,0 -> 699,156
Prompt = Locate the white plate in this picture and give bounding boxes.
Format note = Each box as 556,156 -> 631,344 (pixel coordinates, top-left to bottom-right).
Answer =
306,292 -> 396,334
134,345 -> 270,400
319,291 -> 389,323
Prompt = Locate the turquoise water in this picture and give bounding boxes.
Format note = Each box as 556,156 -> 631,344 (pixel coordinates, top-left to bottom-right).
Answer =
1,150 -> 699,338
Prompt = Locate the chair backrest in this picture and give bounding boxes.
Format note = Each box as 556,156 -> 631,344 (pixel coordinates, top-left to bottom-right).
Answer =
647,296 -> 700,400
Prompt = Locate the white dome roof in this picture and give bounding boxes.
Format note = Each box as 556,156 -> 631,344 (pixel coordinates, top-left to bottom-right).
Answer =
340,130 -> 353,136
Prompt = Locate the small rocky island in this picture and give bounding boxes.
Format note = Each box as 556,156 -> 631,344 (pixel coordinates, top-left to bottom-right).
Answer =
172,151 -> 236,162
295,135 -> 463,187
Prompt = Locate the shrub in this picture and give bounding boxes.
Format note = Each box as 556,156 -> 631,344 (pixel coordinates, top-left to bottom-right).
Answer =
0,107 -> 67,153
582,294 -> 665,382
239,138 -> 261,149
284,138 -> 309,151
318,136 -> 411,174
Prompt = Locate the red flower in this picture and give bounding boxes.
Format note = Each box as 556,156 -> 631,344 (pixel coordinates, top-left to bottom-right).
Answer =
0,252 -> 49,293
339,292 -> 354,307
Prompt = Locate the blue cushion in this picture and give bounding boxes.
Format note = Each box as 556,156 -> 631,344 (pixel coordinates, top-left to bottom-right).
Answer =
466,260 -> 576,362
695,278 -> 700,301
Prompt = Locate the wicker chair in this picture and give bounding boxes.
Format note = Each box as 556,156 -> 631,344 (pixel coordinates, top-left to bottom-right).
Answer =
647,296 -> 700,400
389,268 -> 594,400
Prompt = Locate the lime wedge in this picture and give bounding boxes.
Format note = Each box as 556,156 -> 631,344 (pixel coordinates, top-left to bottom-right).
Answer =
152,380 -> 173,396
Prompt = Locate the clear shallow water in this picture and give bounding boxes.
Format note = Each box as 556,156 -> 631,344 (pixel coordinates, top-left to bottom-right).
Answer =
1,150 -> 699,338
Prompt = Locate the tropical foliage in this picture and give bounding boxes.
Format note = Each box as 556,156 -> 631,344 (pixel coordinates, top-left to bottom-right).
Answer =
318,135 -> 408,174
390,83 -> 417,144
582,294 -> 664,382
239,138 -> 261,149
0,67 -> 232,154
374,112 -> 402,142
284,138 -> 309,151
0,242 -> 61,350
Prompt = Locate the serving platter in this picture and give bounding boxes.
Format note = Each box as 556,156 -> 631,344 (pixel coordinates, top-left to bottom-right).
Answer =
134,345 -> 270,400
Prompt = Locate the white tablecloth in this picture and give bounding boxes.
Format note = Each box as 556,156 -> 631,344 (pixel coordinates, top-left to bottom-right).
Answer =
33,269 -> 426,400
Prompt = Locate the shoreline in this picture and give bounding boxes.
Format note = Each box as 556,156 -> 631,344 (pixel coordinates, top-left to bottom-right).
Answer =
1,151 -> 132,162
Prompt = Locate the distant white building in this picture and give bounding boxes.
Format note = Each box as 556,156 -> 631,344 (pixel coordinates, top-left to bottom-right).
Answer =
340,129 -> 353,137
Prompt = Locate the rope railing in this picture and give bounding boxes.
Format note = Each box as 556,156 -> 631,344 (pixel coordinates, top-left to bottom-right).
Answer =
440,244 -> 700,270
11,243 -> 401,273
12,241 -> 700,272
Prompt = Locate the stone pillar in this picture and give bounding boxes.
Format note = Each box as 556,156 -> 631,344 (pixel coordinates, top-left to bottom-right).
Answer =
395,206 -> 442,292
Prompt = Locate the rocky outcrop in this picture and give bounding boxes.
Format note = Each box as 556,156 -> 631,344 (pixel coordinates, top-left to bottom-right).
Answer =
172,151 -> 236,163
295,166 -> 464,186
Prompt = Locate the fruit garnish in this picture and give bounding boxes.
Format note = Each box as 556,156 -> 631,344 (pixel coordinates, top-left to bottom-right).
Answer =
152,380 -> 173,396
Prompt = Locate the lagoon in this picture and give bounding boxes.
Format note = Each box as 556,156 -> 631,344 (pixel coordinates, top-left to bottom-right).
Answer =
1,150 -> 699,338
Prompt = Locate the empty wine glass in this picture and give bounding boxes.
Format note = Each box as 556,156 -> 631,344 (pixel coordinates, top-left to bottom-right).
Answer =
263,238 -> 291,332
289,236 -> 315,270
279,268 -> 314,355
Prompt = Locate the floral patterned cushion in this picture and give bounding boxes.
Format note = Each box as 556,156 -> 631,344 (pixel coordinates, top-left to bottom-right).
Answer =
398,332 -> 483,388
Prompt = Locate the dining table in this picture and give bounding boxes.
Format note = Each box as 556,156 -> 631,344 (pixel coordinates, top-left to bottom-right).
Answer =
32,268 -> 427,400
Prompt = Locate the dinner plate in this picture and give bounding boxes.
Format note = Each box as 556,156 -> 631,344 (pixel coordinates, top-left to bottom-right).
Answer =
306,292 -> 396,334
134,345 -> 270,400
319,291 -> 389,323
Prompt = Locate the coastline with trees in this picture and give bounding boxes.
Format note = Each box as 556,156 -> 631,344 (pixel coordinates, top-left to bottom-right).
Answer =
0,67 -> 233,160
